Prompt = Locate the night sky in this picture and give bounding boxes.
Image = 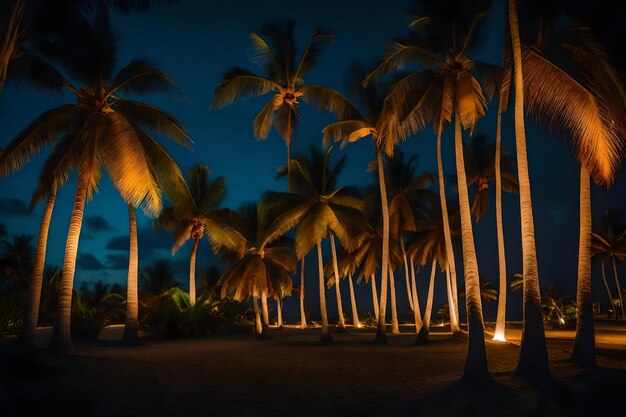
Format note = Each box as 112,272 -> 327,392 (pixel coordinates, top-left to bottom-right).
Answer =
1,0 -> 625,323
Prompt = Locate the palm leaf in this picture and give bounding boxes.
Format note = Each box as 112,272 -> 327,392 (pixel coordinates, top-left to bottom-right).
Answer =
210,67 -> 279,110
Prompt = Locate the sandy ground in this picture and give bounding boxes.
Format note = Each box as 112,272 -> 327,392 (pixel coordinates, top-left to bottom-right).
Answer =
1,323 -> 625,417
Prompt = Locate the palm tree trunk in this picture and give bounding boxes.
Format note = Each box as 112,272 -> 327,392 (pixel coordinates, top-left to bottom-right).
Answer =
375,148 -> 390,343
300,257 -> 307,328
0,0 -> 27,91
401,239 -> 414,311
21,188 -> 56,346
261,291 -> 270,337
317,242 -> 332,343
454,114 -> 489,381
389,265 -> 400,334
611,258 -> 625,320
436,119 -> 461,334
253,296 -> 262,334
188,238 -> 199,306
509,0 -> 551,382
49,175 -> 89,354
600,261 -> 617,318
277,297 -> 283,328
122,204 -> 139,345
348,272 -> 360,328
424,261 -> 437,331
371,273 -> 379,320
493,108 -> 508,342
572,165 -> 596,368
446,265 -> 461,333
329,231 -> 346,330
410,256 -> 423,333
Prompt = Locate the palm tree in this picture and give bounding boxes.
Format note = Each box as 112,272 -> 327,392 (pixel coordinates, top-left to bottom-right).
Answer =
139,259 -> 178,295
155,165 -> 240,306
218,203 -> 294,336
210,20 -> 357,181
366,1 -> 496,379
592,210 -> 626,320
381,151 -> 434,334
324,246 -> 361,328
519,16 -> 626,369
505,0 -> 551,382
20,183 -> 57,346
271,146 -> 365,341
407,193 -> 460,341
322,67 -> 409,344
0,7 -> 191,354
454,133 -> 518,341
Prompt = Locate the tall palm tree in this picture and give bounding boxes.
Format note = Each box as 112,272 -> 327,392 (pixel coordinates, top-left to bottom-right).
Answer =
366,1 -> 496,379
323,68 -> 411,344
0,7 -> 191,354
454,133 -> 518,341
381,151 -> 434,334
218,203 -> 294,336
271,146 -> 365,341
407,193 -> 460,341
505,0 -> 551,382
210,20 -> 357,180
20,183 -> 57,346
324,246 -> 361,328
592,210 -> 626,320
520,18 -> 626,369
155,165 -> 240,306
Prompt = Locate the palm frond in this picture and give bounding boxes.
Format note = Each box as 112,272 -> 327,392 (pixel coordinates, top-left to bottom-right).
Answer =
299,85 -> 360,119
113,99 -> 193,148
364,41 -> 443,86
101,113 -> 162,216
108,59 -> 184,99
0,105 -> 80,178
293,29 -> 335,83
253,98 -> 277,139
210,67 -> 279,110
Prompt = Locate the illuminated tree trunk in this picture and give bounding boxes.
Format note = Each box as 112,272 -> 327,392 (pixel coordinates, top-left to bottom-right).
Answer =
436,118 -> 460,334
348,272 -> 360,328
261,291 -> 269,337
317,242 -> 332,343
410,256 -> 423,333
21,188 -> 56,346
454,114 -> 489,380
424,261 -> 437,331
50,175 -> 89,354
493,108 -> 508,342
600,262 -> 616,318
402,240 -> 414,311
612,258 -> 625,320
122,204 -> 139,345
447,266 -> 461,333
509,0 -> 551,381
572,165 -> 596,368
389,265 -> 400,334
329,231 -> 346,330
253,296 -> 262,334
371,273 -> 379,320
300,257 -> 307,328
375,148 -> 390,344
189,238 -> 199,306
277,297 -> 283,328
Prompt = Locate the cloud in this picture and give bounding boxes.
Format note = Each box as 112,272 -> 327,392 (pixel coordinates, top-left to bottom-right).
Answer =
105,228 -> 173,252
84,215 -> 117,232
0,198 -> 30,216
107,254 -> 128,269
76,253 -> 107,270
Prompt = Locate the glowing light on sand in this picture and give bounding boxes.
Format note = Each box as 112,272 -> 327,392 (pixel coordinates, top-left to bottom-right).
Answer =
492,333 -> 507,342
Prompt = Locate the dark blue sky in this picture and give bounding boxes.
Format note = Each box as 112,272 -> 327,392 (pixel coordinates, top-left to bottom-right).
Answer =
1,0 -> 625,322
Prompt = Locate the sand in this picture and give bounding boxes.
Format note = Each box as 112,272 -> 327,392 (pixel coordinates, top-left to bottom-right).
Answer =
2,323 -> 625,417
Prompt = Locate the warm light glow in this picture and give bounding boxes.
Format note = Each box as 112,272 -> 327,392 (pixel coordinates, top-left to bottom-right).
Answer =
356,323 -> 363,328
559,317 -> 565,325
492,333 -> 507,342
